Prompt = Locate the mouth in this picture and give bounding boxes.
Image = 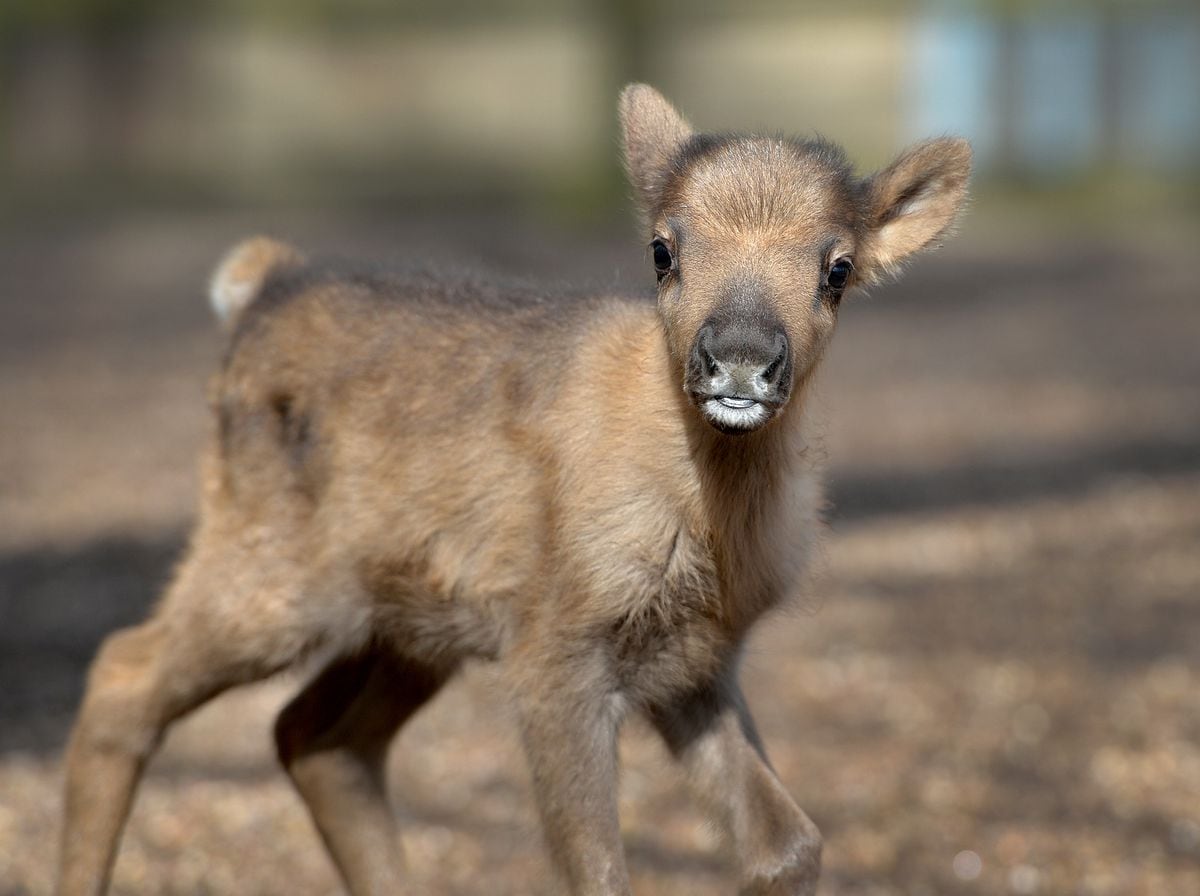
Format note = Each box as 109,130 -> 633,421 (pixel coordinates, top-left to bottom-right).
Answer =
699,395 -> 772,433
716,396 -> 756,409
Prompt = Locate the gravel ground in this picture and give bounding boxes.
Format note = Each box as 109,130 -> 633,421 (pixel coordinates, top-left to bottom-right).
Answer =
1,208 -> 1198,895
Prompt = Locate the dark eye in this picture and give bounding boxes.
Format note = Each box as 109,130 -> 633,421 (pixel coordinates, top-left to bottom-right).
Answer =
651,239 -> 674,279
827,258 -> 853,291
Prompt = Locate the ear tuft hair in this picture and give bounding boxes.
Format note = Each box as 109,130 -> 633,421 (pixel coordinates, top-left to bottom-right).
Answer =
618,84 -> 694,216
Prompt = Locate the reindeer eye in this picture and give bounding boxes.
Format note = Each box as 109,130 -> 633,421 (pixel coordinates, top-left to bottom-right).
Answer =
828,258 -> 853,291
651,239 -> 674,279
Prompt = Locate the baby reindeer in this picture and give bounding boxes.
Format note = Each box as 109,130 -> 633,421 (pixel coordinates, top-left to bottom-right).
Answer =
58,85 -> 969,895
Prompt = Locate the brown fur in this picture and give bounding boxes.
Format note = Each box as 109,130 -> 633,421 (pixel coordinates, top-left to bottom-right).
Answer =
57,84 -> 970,896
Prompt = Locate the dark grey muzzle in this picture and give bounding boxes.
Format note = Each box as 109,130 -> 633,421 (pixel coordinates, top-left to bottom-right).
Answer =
686,319 -> 792,433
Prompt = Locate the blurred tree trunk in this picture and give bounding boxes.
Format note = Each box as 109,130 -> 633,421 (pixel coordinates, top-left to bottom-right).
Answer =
1096,6 -> 1123,169
0,1 -> 167,188
79,34 -> 148,175
601,0 -> 654,89
993,11 -> 1020,177
594,0 -> 658,206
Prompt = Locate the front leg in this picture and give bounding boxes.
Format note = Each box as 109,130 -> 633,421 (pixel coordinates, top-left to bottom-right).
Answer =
506,648 -> 631,896
649,676 -> 821,896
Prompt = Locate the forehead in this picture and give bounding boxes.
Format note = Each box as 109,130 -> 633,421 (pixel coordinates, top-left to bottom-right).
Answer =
660,136 -> 858,241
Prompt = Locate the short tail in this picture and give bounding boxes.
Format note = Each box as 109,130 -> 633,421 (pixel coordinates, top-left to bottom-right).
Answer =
208,236 -> 305,329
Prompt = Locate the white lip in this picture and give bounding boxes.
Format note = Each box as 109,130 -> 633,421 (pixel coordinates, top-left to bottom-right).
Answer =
703,397 -> 770,431
716,396 -> 756,409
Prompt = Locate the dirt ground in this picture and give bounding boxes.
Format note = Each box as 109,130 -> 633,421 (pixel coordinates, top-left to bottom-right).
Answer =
1,206 -> 1198,895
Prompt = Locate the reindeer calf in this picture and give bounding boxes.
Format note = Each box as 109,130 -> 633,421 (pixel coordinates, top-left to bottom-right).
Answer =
58,85 -> 970,895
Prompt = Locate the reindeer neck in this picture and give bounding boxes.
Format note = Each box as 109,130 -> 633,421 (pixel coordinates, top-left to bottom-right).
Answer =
644,315 -> 812,525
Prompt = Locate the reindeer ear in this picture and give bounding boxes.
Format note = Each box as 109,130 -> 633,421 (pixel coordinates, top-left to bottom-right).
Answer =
858,138 -> 972,283
619,84 -> 694,215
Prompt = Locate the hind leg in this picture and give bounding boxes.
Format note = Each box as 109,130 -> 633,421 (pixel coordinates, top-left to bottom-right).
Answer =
274,649 -> 448,896
57,535 -> 363,896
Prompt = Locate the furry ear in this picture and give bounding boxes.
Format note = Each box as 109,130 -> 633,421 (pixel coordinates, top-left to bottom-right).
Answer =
858,137 -> 972,282
619,84 -> 694,215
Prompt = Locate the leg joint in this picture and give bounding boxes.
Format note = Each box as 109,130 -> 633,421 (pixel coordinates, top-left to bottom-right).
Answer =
739,823 -> 822,896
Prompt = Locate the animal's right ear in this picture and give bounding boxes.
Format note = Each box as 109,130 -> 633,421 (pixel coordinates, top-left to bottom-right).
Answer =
619,84 -> 694,216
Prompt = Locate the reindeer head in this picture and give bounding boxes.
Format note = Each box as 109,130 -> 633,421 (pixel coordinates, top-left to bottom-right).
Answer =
620,84 -> 971,435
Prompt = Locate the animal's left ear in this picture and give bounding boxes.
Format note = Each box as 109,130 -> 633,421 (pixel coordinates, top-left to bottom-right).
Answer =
857,137 -> 972,283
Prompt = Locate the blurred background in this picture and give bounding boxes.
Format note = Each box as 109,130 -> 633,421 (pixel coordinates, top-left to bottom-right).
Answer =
1,1 -> 1197,894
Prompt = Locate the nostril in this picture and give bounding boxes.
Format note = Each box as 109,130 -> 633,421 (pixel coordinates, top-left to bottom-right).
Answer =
761,336 -> 788,384
694,326 -> 720,378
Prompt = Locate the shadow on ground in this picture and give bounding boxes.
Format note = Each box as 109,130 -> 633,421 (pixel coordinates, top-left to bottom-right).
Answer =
0,532 -> 183,752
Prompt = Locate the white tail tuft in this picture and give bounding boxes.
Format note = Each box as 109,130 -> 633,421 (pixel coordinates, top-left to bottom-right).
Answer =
209,237 -> 304,328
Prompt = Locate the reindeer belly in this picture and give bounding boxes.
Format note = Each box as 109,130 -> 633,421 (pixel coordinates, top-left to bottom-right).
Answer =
358,530 -> 528,665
